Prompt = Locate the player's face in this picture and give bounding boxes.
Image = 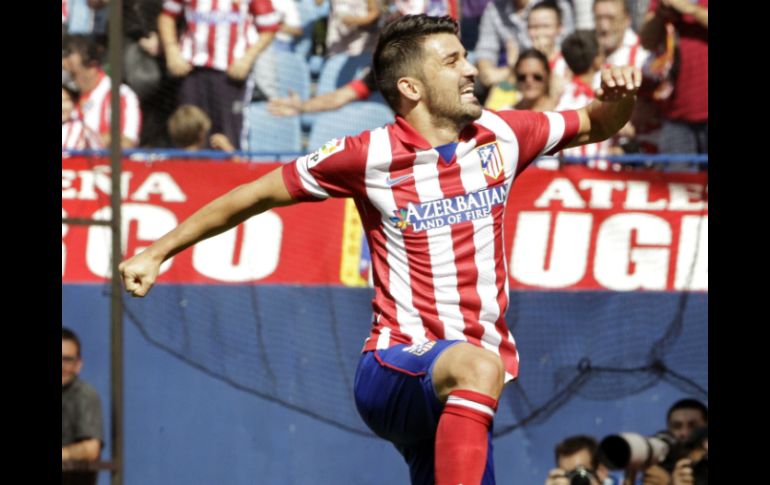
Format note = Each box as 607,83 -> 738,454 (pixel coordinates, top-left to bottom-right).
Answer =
668,408 -> 707,441
62,339 -> 82,387
62,88 -> 74,123
418,33 -> 482,125
515,58 -> 549,102
527,9 -> 561,53
594,1 -> 629,54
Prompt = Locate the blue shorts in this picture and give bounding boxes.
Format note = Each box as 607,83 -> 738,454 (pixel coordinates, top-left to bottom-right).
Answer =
353,340 -> 496,485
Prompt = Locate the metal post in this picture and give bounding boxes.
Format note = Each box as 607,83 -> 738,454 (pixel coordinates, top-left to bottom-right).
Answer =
108,2 -> 124,484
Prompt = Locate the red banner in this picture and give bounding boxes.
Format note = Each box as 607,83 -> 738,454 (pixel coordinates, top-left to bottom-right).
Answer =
62,158 -> 707,291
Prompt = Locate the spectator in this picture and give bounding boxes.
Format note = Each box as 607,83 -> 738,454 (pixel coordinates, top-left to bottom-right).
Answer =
62,83 -> 103,151
123,0 -> 180,148
325,0 -> 381,57
593,0 -> 650,74
509,49 -> 556,111
475,0 -> 575,88
62,35 -> 142,148
640,0 -> 708,154
641,399 -> 708,485
544,435 -> 610,485
555,30 -> 618,169
158,0 -> 280,150
528,1 -> 570,81
62,327 -> 104,485
167,105 -> 235,152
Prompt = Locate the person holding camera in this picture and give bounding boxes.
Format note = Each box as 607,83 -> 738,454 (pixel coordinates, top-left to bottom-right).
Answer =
545,435 -> 611,485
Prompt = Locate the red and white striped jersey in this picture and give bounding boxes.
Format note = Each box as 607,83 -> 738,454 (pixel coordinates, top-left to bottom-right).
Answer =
62,0 -> 68,24
62,112 -> 103,150
282,109 -> 580,381
555,77 -> 614,169
78,70 -> 142,143
162,0 -> 280,71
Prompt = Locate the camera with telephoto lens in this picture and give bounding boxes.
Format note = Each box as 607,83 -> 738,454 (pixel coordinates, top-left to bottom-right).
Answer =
598,431 -> 680,471
564,465 -> 593,485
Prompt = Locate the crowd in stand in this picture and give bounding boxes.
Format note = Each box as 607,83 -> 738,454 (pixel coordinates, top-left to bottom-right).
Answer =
62,0 -> 707,161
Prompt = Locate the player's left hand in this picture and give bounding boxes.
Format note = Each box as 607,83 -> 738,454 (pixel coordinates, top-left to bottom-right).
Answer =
227,57 -> 253,81
595,65 -> 642,102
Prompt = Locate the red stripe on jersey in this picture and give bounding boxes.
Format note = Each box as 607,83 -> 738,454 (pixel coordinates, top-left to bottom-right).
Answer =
436,158 -> 484,345
387,136 -> 444,341
629,41 -> 639,66
206,0 -> 218,69
99,91 -> 110,136
228,2 -> 238,68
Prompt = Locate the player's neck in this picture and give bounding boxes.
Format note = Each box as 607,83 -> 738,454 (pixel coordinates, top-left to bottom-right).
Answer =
403,108 -> 467,147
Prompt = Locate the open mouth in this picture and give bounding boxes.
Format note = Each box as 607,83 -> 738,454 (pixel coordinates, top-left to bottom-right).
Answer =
460,84 -> 477,102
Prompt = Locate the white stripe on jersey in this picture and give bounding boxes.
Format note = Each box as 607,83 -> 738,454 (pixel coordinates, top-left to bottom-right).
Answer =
376,326 -> 391,350
295,154 -> 331,198
456,144 -> 504,353
366,127 -> 428,344
446,395 -> 495,417
412,148 -> 467,340
542,112 -> 567,155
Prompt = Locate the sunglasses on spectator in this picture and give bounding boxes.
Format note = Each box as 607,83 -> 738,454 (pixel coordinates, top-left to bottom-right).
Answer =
516,73 -> 545,83
62,355 -> 78,364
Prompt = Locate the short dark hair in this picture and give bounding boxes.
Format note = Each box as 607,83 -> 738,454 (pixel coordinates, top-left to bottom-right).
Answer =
62,34 -> 103,67
667,399 -> 708,423
530,0 -> 563,25
514,48 -> 552,77
561,30 -> 599,75
62,327 -> 81,358
593,0 -> 630,16
555,435 -> 599,470
373,14 -> 459,112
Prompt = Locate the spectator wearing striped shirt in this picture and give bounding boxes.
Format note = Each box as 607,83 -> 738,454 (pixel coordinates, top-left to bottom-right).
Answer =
62,83 -> 103,151
62,35 -> 142,148
158,0 -> 280,150
593,0 -> 650,78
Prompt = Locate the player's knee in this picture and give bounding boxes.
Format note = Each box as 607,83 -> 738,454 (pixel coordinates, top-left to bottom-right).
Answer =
448,347 -> 504,398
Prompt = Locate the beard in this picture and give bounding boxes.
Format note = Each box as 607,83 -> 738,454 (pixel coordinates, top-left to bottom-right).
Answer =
422,79 -> 483,128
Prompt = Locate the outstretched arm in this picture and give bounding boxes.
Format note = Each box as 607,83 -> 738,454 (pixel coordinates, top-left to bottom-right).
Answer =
119,167 -> 296,297
566,65 -> 641,148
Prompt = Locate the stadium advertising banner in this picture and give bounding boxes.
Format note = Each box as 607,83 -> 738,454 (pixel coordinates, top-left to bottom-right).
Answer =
62,158 -> 707,291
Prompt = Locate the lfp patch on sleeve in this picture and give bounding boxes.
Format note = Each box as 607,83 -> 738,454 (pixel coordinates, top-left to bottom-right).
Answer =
307,137 -> 346,168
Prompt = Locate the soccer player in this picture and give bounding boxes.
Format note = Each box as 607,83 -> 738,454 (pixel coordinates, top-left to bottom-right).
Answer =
119,14 -> 641,485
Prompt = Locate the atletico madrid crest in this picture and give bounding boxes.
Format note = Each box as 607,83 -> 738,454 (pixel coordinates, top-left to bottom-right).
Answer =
477,142 -> 504,179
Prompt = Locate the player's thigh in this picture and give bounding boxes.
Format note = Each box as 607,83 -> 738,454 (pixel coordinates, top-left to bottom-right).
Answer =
431,342 -> 505,402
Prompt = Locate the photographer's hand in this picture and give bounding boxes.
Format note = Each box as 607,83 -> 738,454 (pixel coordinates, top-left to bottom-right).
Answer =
642,464 -> 672,485
545,468 -> 570,485
671,459 -> 694,485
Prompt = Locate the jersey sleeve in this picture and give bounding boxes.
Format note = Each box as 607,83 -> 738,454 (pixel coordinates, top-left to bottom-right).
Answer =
119,85 -> 142,143
492,109 -> 581,174
250,0 -> 281,33
161,0 -> 183,17
281,135 -> 368,202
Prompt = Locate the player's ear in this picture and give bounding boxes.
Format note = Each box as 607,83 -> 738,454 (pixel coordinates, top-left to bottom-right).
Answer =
397,76 -> 423,103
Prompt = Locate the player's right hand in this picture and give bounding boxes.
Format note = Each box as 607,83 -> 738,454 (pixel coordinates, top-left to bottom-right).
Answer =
119,251 -> 162,297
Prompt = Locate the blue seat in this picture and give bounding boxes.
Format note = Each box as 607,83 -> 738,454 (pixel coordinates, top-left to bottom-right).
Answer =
253,47 -> 311,100
244,102 -> 302,159
316,53 -> 372,95
307,102 -> 395,150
